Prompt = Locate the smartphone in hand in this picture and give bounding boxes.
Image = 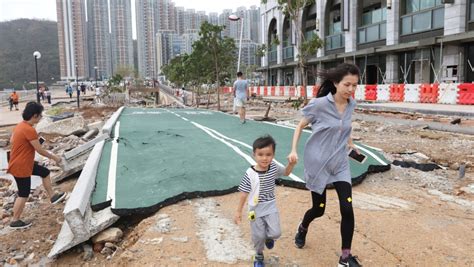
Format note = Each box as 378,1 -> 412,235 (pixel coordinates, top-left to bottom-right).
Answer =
39,136 -> 45,145
348,149 -> 366,163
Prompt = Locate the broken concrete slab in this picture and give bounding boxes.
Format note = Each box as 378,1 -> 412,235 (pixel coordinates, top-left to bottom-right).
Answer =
48,207 -> 119,258
64,134 -> 108,161
36,116 -> 88,136
102,106 -> 124,136
87,121 -> 105,131
82,128 -> 99,141
49,140 -> 120,258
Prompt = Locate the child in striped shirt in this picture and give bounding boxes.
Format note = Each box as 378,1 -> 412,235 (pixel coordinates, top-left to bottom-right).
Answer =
234,135 -> 296,267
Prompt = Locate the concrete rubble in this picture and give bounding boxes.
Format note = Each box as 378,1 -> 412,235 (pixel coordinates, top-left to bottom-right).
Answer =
36,116 -> 88,136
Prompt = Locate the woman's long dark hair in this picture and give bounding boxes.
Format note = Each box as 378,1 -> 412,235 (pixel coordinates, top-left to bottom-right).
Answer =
316,63 -> 360,98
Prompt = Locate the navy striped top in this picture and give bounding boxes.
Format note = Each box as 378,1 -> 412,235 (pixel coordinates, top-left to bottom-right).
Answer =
238,162 -> 285,203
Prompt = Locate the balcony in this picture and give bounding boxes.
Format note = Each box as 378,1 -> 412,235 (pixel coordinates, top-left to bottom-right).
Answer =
358,22 -> 386,44
268,49 -> 277,63
401,7 -> 444,35
325,33 -> 344,51
282,46 -> 294,60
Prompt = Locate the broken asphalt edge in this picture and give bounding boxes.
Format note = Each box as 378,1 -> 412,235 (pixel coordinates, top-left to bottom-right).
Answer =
48,107 -> 125,258
356,104 -> 474,118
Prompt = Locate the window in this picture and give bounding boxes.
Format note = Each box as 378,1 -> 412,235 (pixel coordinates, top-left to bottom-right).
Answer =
401,0 -> 444,35
471,0 -> 474,21
358,5 -> 387,44
412,11 -> 431,32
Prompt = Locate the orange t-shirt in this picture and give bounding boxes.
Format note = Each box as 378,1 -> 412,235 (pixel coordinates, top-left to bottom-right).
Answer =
10,93 -> 19,102
8,121 -> 38,177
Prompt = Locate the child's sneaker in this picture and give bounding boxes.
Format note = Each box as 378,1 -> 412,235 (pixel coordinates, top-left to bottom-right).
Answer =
264,239 -> 274,249
294,223 -> 307,248
338,254 -> 362,267
253,253 -> 264,267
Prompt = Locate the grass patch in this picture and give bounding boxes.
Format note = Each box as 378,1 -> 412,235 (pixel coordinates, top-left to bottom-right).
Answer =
45,106 -> 65,116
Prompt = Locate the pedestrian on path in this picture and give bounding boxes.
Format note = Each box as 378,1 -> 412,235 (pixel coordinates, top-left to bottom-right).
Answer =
95,85 -> 102,104
66,84 -> 73,98
287,63 -> 362,267
233,71 -> 248,124
7,102 -> 67,229
45,88 -> 52,104
234,135 -> 296,267
9,90 -> 19,111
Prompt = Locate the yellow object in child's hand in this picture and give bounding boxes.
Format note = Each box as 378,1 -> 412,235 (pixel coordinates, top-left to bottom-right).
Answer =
248,210 -> 256,221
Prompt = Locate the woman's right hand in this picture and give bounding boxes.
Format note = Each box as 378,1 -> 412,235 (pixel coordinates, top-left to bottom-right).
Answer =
287,151 -> 298,164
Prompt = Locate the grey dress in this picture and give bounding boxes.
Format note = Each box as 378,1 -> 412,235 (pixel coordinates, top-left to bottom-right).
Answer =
301,93 -> 356,194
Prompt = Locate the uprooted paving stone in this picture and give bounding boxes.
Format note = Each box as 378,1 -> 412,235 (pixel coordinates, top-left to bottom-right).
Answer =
91,227 -> 123,243
36,116 -> 88,136
194,198 -> 253,264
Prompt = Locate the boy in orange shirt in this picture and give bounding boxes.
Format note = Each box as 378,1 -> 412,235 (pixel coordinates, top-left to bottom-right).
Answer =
8,102 -> 67,229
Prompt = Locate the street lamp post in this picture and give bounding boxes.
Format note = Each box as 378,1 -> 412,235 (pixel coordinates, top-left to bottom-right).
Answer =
33,51 -> 41,103
75,64 -> 80,108
229,14 -> 244,73
94,66 -> 98,87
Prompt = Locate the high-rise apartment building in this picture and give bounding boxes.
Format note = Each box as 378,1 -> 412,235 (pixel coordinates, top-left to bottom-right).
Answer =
156,30 -> 174,75
248,6 -> 260,43
136,0 -> 157,78
56,0 -> 89,80
175,7 -> 185,35
110,0 -> 134,73
218,9 -> 233,38
87,0 -> 112,79
208,12 -> 219,26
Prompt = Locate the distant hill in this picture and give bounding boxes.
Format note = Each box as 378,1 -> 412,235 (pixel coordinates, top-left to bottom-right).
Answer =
0,19 -> 59,90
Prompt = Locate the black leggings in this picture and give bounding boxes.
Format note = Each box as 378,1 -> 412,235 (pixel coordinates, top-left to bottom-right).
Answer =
301,181 -> 354,249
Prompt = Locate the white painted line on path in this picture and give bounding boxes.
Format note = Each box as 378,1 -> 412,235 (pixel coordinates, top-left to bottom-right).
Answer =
107,121 -> 120,208
166,109 -> 304,183
201,125 -> 304,183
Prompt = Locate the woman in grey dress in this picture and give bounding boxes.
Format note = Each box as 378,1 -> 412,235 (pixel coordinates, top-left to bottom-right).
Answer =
287,63 -> 362,267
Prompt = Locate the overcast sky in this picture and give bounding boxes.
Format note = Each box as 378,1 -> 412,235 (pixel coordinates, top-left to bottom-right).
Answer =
0,0 -> 260,22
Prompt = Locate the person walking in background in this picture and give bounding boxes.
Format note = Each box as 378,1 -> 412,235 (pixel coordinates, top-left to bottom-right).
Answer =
9,90 -> 19,111
95,85 -> 102,104
66,84 -> 73,98
287,63 -> 362,267
233,71 -> 248,124
7,102 -> 67,229
39,86 -> 45,101
45,88 -> 52,104
80,83 -> 86,95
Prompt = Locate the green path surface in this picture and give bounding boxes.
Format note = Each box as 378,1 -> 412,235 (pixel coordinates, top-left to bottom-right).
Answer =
91,108 -> 390,215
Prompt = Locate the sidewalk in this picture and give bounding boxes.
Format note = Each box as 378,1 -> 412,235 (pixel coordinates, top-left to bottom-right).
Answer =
0,88 -> 86,127
356,102 -> 474,117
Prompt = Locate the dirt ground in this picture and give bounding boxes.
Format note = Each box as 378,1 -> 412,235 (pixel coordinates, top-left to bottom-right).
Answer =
1,95 -> 473,266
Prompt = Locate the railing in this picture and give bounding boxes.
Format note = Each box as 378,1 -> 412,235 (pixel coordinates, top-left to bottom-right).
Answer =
401,6 -> 444,35
268,49 -> 278,63
282,46 -> 294,60
358,22 -> 386,44
325,33 -> 344,51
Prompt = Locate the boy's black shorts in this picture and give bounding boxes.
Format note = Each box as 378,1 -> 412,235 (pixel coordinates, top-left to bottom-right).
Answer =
13,163 -> 50,198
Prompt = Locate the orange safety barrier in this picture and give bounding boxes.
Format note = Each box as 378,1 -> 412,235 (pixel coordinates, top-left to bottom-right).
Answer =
420,83 -> 439,103
270,86 -> 275,96
263,87 -> 268,96
279,86 -> 285,96
389,84 -> 405,102
365,85 -> 377,101
457,83 -> 474,105
299,86 -> 306,97
289,86 -> 296,97
312,85 -> 320,97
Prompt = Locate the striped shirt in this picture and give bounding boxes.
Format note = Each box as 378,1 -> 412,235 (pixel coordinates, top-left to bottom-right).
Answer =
238,162 -> 285,203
